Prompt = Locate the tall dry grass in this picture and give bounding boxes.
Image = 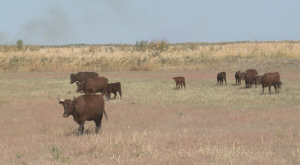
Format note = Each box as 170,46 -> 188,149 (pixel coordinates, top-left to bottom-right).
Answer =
1,41 -> 300,72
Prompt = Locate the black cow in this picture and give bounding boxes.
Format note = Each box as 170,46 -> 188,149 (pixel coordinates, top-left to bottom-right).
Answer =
235,70 -> 242,85
70,72 -> 98,84
58,94 -> 107,135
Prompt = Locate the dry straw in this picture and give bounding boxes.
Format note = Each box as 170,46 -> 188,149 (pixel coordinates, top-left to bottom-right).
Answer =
0,41 -> 299,72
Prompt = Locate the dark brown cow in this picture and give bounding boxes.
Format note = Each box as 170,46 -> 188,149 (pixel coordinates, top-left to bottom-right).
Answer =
107,82 -> 122,100
217,72 -> 227,85
76,77 -> 108,99
58,94 -> 107,135
235,70 -> 242,85
172,77 -> 186,89
70,72 -> 98,84
244,69 -> 258,88
261,72 -> 282,94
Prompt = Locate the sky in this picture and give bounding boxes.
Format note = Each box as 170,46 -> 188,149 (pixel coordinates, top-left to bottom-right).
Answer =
1,0 -> 299,45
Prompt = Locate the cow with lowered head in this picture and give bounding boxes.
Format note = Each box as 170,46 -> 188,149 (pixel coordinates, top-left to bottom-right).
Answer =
244,69 -> 258,88
58,94 -> 107,135
76,77 -> 109,99
70,72 -> 98,84
261,72 -> 282,94
107,82 -> 122,100
172,77 -> 186,89
217,72 -> 227,85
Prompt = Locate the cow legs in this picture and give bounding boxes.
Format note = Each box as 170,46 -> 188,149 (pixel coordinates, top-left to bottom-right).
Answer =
268,86 -> 271,94
78,124 -> 84,135
274,86 -> 277,94
113,92 -> 117,99
224,79 -> 227,85
183,82 -> 186,88
262,86 -> 264,94
94,118 -> 103,135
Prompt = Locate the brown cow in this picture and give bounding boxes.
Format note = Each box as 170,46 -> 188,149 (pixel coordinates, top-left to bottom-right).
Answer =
76,77 -> 108,99
58,94 -> 107,135
244,69 -> 258,88
70,72 -> 98,84
172,77 -> 186,89
217,72 -> 227,85
255,75 -> 262,85
235,70 -> 242,85
261,72 -> 282,94
107,82 -> 122,100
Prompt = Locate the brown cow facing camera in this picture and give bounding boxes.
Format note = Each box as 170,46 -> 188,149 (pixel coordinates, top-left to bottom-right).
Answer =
217,72 -> 227,85
58,94 -> 107,135
261,72 -> 282,94
172,77 -> 186,89
244,69 -> 258,88
107,82 -> 122,100
70,72 -> 98,84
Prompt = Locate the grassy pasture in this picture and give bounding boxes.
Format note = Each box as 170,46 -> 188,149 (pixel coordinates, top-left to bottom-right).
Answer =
1,71 -> 300,164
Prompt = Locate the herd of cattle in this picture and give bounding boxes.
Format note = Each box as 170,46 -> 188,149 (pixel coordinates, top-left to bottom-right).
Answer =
217,69 -> 282,94
58,70 -> 282,135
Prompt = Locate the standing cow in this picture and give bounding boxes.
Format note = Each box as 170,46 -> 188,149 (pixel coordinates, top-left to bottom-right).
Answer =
76,77 -> 109,99
58,94 -> 107,135
70,72 -> 98,84
244,69 -> 258,88
235,70 -> 242,85
172,77 -> 186,89
107,82 -> 122,100
261,72 -> 282,94
217,72 -> 227,85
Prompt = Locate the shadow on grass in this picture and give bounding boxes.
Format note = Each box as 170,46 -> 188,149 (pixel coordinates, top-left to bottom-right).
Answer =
64,126 -> 97,137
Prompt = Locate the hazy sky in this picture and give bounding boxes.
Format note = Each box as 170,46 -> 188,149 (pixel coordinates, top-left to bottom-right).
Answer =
1,0 -> 299,45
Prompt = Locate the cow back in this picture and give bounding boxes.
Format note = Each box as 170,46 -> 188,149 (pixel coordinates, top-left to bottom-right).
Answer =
85,77 -> 108,93
76,72 -> 99,82
107,82 -> 121,92
74,94 -> 104,120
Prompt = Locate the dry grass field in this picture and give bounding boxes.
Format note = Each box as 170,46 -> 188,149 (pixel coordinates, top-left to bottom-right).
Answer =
1,70 -> 300,164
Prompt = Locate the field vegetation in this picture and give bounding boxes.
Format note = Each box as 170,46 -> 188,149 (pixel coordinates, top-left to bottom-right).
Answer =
1,40 -> 300,72
1,71 -> 300,164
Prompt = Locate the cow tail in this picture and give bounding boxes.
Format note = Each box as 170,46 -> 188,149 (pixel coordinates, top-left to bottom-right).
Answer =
103,110 -> 108,121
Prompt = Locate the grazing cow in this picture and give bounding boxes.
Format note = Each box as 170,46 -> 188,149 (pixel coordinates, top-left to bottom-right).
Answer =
70,72 -> 98,84
217,72 -> 227,85
261,72 -> 282,94
244,69 -> 258,88
172,77 -> 186,89
76,77 -> 108,99
58,94 -> 107,135
107,82 -> 122,100
235,70 -> 242,85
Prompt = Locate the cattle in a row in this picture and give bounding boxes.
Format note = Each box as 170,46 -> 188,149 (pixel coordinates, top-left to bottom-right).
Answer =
58,94 -> 107,135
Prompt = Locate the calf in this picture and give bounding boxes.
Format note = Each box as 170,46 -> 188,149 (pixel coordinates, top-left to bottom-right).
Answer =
76,77 -> 108,99
58,94 -> 107,135
70,72 -> 98,84
217,72 -> 227,85
172,77 -> 186,89
107,82 -> 122,100
261,72 -> 282,94
235,70 -> 242,85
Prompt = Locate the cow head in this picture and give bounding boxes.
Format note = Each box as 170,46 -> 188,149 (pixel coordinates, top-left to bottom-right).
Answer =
172,77 -> 178,81
278,81 -> 283,89
76,81 -> 85,92
58,97 -> 77,118
70,74 -> 76,84
241,72 -> 246,80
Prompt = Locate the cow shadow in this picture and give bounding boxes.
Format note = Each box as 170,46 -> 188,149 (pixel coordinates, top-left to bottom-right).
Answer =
64,127 -> 97,137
